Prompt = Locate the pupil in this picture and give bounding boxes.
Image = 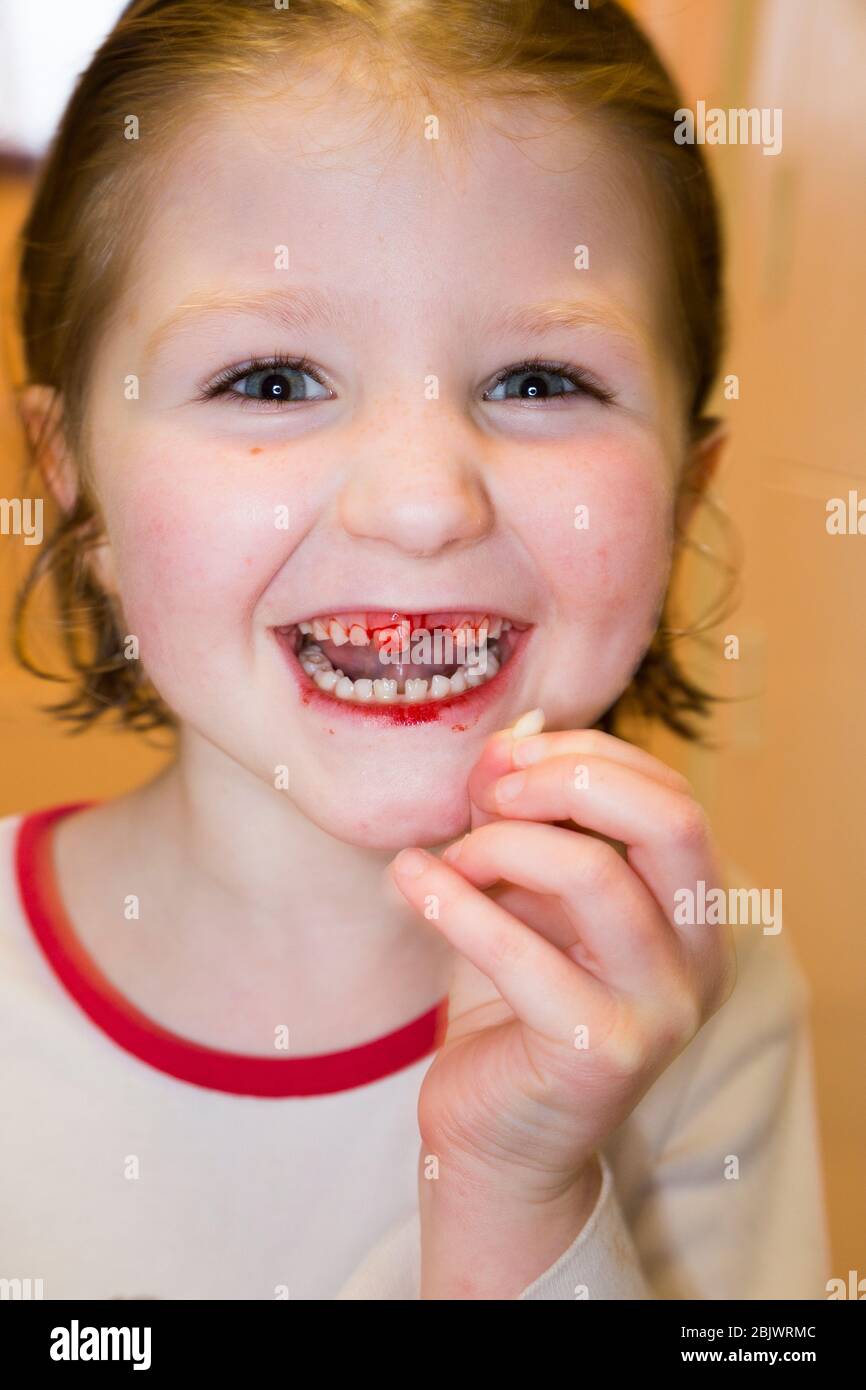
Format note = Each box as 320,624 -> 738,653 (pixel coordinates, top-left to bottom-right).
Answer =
262,373 -> 288,399
520,374 -> 547,398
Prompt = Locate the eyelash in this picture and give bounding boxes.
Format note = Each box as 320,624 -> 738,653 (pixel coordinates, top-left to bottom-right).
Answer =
486,358 -> 615,405
198,353 -> 615,409
198,353 -> 325,409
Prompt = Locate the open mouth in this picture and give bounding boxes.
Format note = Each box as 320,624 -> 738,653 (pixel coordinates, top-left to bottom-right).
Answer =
273,610 -> 530,711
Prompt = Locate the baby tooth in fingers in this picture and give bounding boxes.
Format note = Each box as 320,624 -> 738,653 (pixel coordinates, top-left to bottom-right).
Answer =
510,708 -> 546,740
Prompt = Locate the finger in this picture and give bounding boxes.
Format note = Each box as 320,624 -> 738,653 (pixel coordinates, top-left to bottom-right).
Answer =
389,847 -> 612,1043
474,754 -> 723,957
467,726 -> 517,832
443,819 -> 683,998
467,728 -> 689,839
464,708 -> 547,834
510,729 -> 692,791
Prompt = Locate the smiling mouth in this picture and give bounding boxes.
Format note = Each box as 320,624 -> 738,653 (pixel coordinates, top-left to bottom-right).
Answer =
273,610 -> 529,708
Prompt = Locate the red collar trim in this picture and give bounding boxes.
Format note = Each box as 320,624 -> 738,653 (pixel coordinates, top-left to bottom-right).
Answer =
14,802 -> 448,1098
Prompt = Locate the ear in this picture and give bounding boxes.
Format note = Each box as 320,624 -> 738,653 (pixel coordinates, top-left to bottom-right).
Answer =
675,417 -> 728,534
17,384 -> 79,515
17,383 -> 119,597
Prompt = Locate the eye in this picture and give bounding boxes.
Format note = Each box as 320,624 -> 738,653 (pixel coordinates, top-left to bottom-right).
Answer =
200,354 -> 332,408
484,359 -> 614,406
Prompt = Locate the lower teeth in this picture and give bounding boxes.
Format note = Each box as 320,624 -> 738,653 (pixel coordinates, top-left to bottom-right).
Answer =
297,639 -> 502,703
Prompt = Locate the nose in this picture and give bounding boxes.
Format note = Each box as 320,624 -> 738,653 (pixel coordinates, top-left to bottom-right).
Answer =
337,401 -> 494,557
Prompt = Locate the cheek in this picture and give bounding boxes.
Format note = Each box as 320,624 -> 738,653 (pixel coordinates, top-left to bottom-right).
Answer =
95,449 -> 292,673
514,433 -> 675,627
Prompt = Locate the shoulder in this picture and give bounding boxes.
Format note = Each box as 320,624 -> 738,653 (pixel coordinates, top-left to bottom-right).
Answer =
719,858 -> 812,1023
0,804 -> 67,958
674,855 -> 814,1102
0,808 -> 39,982
0,810 -> 25,842
0,809 -> 27,917
604,858 -> 814,1185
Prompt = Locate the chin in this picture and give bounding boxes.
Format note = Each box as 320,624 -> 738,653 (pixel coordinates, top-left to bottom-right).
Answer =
286,763 -> 473,851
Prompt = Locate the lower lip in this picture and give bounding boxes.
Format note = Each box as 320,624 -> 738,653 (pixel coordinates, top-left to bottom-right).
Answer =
272,627 -> 533,728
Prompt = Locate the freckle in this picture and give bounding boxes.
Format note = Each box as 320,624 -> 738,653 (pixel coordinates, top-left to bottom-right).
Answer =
250,446 -> 263,455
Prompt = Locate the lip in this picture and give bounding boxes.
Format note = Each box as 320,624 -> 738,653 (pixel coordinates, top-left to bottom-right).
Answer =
271,615 -> 534,728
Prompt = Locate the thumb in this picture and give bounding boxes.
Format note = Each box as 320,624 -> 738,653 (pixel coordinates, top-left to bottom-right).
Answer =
467,708 -> 546,831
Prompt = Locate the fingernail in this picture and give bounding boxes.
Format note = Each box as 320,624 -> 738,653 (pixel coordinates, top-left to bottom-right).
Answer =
441,836 -> 466,863
510,707 -> 545,739
495,771 -> 526,803
393,848 -> 430,878
511,737 -> 547,768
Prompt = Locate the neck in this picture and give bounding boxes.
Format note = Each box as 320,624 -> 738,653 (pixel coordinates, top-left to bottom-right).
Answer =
142,724 -> 451,962
158,728 -> 409,932
54,726 -> 452,1052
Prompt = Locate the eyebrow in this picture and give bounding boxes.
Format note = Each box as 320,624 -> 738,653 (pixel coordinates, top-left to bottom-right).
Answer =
141,287 -> 345,366
141,287 -> 650,365
481,298 -> 652,354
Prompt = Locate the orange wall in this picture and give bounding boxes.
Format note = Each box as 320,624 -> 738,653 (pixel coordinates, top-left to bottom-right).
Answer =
0,181 -> 170,803
634,0 -> 866,1282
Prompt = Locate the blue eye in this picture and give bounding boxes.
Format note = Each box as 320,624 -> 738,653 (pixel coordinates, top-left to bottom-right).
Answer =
199,353 -> 614,409
202,355 -> 332,407
485,360 -> 614,405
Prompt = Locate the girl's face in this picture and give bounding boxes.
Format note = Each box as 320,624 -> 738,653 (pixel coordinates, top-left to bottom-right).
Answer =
83,68 -> 690,849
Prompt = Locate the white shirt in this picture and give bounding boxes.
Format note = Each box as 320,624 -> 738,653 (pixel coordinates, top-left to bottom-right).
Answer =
0,805 -> 831,1300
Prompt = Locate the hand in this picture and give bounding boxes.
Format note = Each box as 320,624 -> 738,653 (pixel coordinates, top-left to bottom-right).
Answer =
389,725 -> 737,1297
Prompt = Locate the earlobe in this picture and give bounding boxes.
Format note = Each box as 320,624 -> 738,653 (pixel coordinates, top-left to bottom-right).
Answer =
676,417 -> 729,534
17,384 -> 79,515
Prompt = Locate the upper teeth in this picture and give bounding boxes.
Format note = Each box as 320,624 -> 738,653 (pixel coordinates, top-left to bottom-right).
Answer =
296,614 -> 510,645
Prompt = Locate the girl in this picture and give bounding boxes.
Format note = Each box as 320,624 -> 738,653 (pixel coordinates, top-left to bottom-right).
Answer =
2,0 -> 828,1299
